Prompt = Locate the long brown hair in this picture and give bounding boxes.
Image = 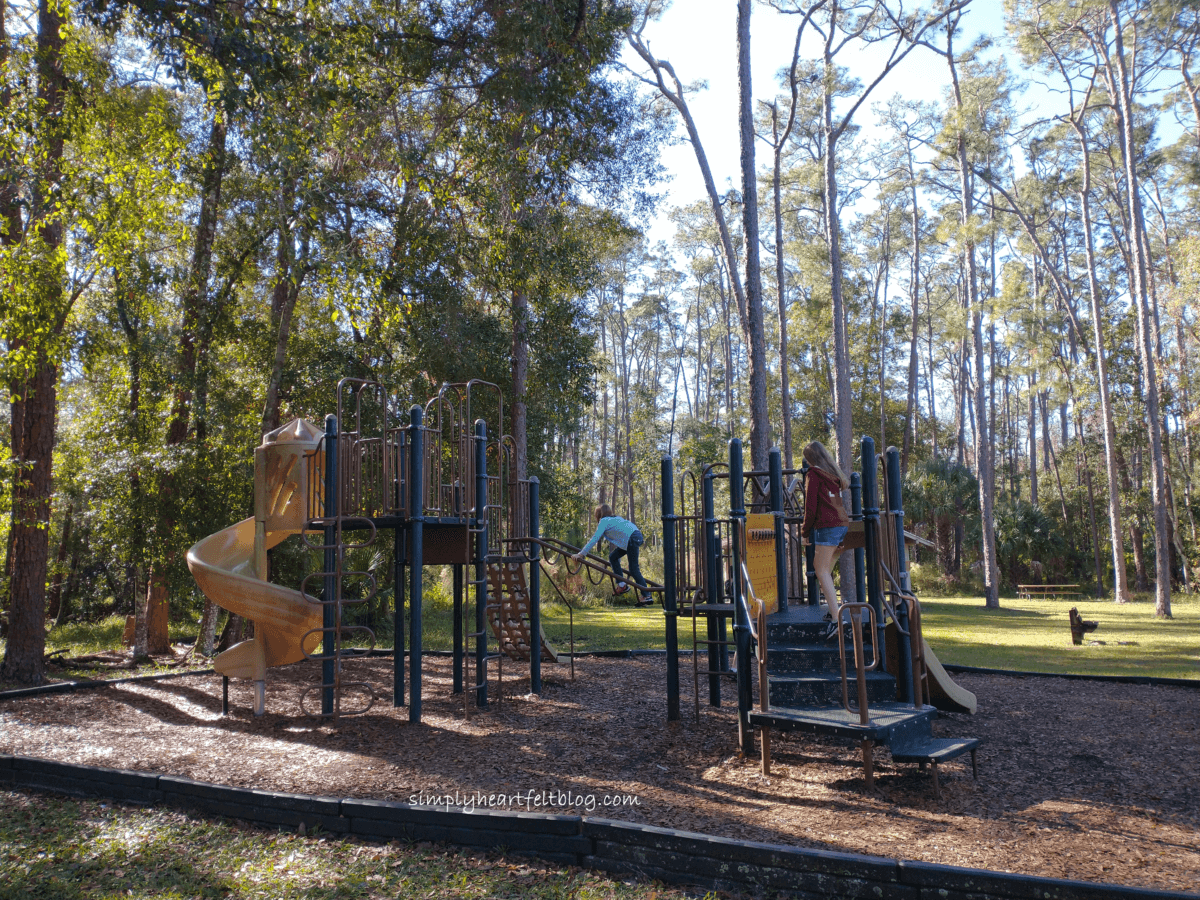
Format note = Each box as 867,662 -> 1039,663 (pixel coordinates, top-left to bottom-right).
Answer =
802,441 -> 849,489
594,503 -> 614,521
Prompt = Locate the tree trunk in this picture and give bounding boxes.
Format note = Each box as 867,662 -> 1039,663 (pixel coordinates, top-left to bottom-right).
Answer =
1028,377 -> 1038,505
511,289 -> 530,484
168,110 -> 227,446
626,30 -> 749,338
903,139 -> 921,478
1107,1 -> 1171,616
772,105 -> 794,470
1075,125 -> 1132,603
0,4 -> 21,640
737,0 -> 770,469
4,361 -> 56,685
598,317 -> 609,507
822,40 -> 854,486
946,31 -> 999,608
262,181 -> 304,435
2,0 -> 68,685
151,107 -> 228,650
46,502 -> 73,622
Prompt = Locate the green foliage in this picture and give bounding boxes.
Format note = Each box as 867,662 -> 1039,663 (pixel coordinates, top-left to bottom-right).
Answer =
904,456 -> 979,577
993,499 -> 1069,588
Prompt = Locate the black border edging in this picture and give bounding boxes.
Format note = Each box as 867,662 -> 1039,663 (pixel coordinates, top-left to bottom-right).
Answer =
939,664 -> 1200,689
0,668 -> 215,701
1,755 -> 1195,900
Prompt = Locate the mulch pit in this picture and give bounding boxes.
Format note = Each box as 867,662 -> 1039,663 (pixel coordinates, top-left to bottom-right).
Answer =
1,655 -> 1197,894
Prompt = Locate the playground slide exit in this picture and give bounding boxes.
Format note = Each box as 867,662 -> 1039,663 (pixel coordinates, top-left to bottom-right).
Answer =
187,419 -> 324,683
921,638 -> 977,715
885,622 -> 977,715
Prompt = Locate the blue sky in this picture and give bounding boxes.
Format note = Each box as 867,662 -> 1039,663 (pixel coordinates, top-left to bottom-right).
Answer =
621,1 -> 1017,244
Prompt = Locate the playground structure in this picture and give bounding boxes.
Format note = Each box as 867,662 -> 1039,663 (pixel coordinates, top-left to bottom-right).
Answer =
658,436 -> 979,795
187,378 -> 659,721
188,376 -> 977,792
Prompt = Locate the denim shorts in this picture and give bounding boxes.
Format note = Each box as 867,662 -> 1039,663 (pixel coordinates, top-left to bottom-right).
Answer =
812,525 -> 848,547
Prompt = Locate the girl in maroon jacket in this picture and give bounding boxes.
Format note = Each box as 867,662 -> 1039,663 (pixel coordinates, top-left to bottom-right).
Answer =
800,441 -> 850,626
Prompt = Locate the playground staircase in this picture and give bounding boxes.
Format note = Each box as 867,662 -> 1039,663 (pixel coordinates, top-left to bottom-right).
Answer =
747,606 -> 979,798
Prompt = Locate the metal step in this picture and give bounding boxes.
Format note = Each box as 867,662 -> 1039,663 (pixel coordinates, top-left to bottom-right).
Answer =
890,736 -> 980,765
749,702 -> 937,742
889,736 -> 981,798
764,642 -> 877,675
767,671 -> 896,707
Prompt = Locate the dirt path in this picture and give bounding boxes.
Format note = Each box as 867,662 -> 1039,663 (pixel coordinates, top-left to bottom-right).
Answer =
1,656 -> 1197,895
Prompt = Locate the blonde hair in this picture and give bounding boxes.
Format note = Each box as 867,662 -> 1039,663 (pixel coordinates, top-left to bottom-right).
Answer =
802,441 -> 849,488
594,503 -> 614,521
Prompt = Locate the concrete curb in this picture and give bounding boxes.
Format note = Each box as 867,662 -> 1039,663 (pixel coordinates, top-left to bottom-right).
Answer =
1,755 -> 1194,900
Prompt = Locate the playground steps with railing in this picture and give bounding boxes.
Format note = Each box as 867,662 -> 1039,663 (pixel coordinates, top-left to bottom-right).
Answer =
749,606 -> 979,795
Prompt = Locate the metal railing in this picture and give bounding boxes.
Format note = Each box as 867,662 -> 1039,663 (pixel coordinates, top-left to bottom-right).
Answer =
832,601 -> 879,724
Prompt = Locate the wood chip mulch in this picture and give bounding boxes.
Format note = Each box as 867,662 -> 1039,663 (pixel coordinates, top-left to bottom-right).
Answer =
1,655 -> 1197,895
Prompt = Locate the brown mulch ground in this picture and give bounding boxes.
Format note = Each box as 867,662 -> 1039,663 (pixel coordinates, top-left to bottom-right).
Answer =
1,655 -> 1198,895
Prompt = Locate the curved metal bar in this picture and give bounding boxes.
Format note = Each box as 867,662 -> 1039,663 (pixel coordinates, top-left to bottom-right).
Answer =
835,601 -> 878,723
537,558 -> 576,680
300,681 -> 377,718
512,536 -> 665,593
338,624 -> 377,652
336,571 -> 378,605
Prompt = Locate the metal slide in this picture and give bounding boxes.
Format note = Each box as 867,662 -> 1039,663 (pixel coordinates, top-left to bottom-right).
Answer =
919,637 -> 977,715
186,419 -> 325,682
187,516 -> 322,678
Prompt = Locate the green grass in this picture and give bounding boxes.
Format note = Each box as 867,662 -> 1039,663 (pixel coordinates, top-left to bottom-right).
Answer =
45,615 -> 200,657
365,600 -> 667,655
918,592 -> 1200,680
7,586 -> 1198,689
0,790 -> 718,900
0,615 -> 209,690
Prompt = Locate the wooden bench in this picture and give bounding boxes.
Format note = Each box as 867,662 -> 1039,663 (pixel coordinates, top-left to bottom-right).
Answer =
1017,584 -> 1081,601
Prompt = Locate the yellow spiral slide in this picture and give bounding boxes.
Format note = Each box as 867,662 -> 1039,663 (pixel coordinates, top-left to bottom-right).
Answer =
187,419 -> 325,708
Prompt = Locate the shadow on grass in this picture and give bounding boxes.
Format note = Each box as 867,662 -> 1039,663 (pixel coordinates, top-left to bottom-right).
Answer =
0,794 -> 235,899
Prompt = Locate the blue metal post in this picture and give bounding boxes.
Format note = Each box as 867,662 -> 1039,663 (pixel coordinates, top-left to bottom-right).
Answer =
701,470 -> 723,706
394,516 -> 406,706
729,439 -> 752,756
452,563 -> 463,694
529,476 -> 541,695
474,420 -> 489,708
661,455 -> 680,722
394,438 -> 406,707
851,472 -> 865,611
801,461 -> 818,606
322,415 -> 338,716
885,445 -> 915,705
408,405 -> 424,724
860,436 -> 885,663
769,448 -> 787,614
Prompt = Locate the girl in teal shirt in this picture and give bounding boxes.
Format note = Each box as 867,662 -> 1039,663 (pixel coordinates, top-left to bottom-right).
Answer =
573,503 -> 653,606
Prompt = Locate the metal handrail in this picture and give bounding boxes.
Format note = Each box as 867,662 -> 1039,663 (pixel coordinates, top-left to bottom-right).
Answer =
834,601 -> 878,724
537,558 -> 576,681
877,551 -> 928,708
520,536 -> 664,595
